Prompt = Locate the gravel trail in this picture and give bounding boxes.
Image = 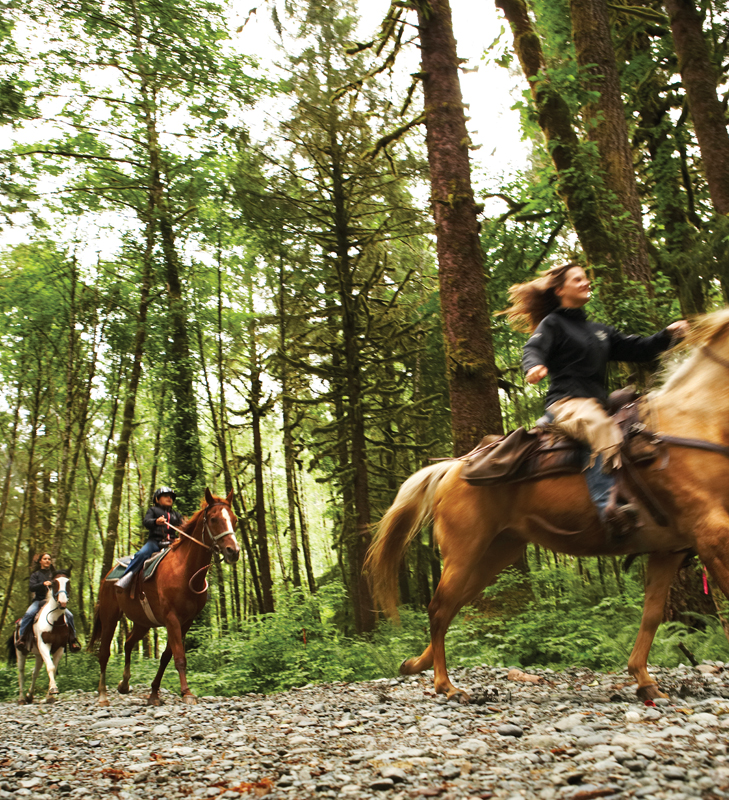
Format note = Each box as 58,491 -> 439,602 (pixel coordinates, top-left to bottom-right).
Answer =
1,662 -> 728,800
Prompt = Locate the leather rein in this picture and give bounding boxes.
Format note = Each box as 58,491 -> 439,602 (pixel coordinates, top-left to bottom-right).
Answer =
161,502 -> 237,595
649,346 -> 729,461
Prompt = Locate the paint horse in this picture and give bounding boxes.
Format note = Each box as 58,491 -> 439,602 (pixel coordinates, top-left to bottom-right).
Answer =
366,308 -> 729,702
8,571 -> 74,704
89,489 -> 240,706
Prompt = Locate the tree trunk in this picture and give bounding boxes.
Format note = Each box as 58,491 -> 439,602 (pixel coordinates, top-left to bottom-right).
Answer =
415,0 -> 503,455
248,306 -> 275,614
569,0 -> 652,285
497,0 -> 624,277
664,0 -> 729,216
101,217 -> 153,578
294,462 -> 317,594
0,380 -> 23,553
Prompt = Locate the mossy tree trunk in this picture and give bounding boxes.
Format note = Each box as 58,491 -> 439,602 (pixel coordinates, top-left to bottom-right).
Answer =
415,0 -> 503,456
664,0 -> 729,216
569,0 -> 652,286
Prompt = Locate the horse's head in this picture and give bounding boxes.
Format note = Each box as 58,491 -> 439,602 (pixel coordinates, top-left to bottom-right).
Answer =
51,572 -> 71,609
203,488 -> 240,564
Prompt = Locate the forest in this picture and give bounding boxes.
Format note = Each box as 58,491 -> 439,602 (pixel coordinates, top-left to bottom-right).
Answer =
1,0 -> 729,699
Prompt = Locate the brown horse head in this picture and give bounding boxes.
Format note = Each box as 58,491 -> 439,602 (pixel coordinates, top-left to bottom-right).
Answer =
203,488 -> 240,564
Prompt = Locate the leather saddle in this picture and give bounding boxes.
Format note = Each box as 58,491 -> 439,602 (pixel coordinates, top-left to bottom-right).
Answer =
460,388 -> 656,487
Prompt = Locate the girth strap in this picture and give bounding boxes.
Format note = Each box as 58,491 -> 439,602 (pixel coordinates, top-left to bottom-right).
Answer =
657,434 -> 729,460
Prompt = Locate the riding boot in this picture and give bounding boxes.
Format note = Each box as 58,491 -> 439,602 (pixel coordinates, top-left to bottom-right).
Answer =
584,453 -> 639,538
115,570 -> 135,593
15,635 -> 29,655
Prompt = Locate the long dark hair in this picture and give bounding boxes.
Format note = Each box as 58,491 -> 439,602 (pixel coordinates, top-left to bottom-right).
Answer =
31,552 -> 54,572
502,263 -> 582,333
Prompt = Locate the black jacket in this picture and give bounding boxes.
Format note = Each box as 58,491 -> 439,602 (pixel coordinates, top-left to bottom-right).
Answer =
29,568 -> 53,602
143,504 -> 183,542
522,306 -> 673,408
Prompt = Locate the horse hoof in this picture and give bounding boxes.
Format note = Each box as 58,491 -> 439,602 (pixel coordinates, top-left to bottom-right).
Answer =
636,683 -> 668,701
44,695 -> 57,704
182,694 -> 198,706
117,681 -> 130,695
399,658 -> 419,676
98,697 -> 110,708
447,690 -> 470,705
146,695 -> 162,707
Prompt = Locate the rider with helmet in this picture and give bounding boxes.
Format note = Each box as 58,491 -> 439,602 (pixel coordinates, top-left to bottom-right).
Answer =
16,552 -> 81,653
115,487 -> 183,592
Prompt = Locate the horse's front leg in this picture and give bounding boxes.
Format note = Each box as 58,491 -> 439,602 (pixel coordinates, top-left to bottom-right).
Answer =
38,635 -> 60,700
16,649 -> 26,704
27,655 -> 43,704
627,550 -> 685,700
166,616 -> 196,704
148,644 -> 172,706
119,623 -> 148,695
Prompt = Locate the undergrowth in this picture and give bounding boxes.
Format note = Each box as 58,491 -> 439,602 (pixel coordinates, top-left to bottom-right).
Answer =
2,567 -> 727,702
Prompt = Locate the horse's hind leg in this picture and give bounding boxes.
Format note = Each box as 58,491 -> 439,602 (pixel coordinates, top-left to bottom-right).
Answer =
410,533 -> 527,700
627,550 -> 685,701
118,623 -> 148,695
27,656 -> 42,704
97,598 -> 123,707
16,650 -> 26,704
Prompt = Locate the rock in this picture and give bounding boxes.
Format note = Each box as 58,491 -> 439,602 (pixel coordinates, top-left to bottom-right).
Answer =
441,762 -> 460,779
555,714 -> 586,732
370,778 -> 394,790
380,767 -> 406,783
152,724 -> 170,735
497,724 -> 523,737
507,668 -> 543,684
664,766 -> 687,780
697,664 -> 719,674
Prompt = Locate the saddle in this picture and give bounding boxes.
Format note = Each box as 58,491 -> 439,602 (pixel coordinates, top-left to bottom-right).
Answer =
105,547 -> 171,583
460,388 -> 657,487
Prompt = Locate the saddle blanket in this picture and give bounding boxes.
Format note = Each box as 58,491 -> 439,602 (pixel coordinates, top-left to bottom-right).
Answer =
105,548 -> 171,582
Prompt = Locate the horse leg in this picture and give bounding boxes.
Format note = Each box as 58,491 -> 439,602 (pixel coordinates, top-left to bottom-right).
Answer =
16,649 -> 26,705
97,605 -> 122,707
694,509 -> 729,599
27,655 -> 43,705
118,623 -> 148,695
148,644 -> 172,706
166,617 -> 196,704
627,551 -> 686,701
38,636 -> 60,700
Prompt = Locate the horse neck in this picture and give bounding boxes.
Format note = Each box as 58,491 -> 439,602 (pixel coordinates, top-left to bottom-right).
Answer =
653,346 -> 729,438
176,513 -> 213,574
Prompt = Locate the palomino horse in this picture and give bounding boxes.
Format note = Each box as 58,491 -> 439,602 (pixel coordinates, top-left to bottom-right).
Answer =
8,572 -> 74,704
89,488 -> 239,706
366,308 -> 729,702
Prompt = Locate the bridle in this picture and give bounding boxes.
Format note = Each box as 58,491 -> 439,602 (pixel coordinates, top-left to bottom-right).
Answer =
162,502 -> 238,595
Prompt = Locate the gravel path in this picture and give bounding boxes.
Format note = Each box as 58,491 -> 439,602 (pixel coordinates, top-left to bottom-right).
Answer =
1,662 -> 728,800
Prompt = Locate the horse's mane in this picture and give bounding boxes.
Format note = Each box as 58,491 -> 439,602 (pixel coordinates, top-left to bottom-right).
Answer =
171,493 -> 228,545
656,307 -> 729,395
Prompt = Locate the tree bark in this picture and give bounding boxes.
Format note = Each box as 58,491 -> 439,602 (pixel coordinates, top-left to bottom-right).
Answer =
248,305 -> 275,614
415,0 -> 503,456
664,0 -> 729,216
569,0 -> 652,285
497,0 -> 623,276
0,380 -> 23,553
101,218 -> 153,578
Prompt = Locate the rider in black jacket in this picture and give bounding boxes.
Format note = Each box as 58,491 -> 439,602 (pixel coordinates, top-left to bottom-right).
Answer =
115,487 -> 183,592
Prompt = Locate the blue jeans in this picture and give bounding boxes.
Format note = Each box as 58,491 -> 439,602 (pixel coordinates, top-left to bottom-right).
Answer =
121,539 -> 162,577
19,601 -> 76,637
584,452 -> 615,519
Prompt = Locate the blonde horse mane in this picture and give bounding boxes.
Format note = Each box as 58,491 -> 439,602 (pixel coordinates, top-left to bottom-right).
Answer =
656,308 -> 729,395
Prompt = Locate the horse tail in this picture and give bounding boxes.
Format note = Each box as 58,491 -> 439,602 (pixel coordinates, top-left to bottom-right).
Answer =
6,634 -> 16,665
87,602 -> 103,652
365,460 -> 455,620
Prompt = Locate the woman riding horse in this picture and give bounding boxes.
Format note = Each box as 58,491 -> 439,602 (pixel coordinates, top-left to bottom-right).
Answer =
17,553 -> 80,653
505,263 -> 689,535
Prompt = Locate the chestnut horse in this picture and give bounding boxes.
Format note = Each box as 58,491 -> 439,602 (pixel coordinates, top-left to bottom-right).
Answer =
89,488 -> 240,706
366,308 -> 729,702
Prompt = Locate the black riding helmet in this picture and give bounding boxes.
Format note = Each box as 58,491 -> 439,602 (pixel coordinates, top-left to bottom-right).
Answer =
154,486 -> 176,503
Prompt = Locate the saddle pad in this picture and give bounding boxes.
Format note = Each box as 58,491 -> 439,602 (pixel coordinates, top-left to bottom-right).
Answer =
461,429 -> 586,486
105,548 -> 170,582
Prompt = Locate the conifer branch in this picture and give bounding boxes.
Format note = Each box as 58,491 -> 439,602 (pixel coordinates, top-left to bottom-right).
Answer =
362,112 -> 426,160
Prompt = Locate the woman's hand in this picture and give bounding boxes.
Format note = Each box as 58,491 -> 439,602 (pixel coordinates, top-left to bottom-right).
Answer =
43,581 -> 52,587
526,365 -> 548,384
667,320 -> 689,338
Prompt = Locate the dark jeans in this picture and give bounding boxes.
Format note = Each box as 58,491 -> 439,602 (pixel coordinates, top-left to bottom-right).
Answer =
583,452 -> 615,519
121,539 -> 162,577
19,601 -> 76,638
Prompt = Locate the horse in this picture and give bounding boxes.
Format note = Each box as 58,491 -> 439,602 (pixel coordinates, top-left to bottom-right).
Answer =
89,488 -> 240,706
366,308 -> 729,702
8,571 -> 74,704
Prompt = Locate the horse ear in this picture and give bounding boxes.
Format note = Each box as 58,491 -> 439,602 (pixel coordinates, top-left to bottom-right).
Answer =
204,487 -> 214,506
225,488 -> 234,505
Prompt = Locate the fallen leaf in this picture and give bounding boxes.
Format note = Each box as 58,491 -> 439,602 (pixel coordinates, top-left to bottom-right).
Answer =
507,668 -> 542,684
